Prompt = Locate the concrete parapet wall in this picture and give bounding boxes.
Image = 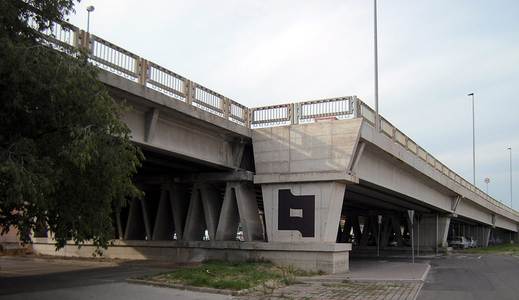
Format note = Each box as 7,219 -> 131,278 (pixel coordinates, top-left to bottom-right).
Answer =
32,239 -> 351,274
253,119 -> 362,180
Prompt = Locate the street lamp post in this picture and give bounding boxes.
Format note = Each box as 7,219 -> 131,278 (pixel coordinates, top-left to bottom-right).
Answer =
373,0 -> 379,129
508,147 -> 513,208
467,93 -> 476,185
86,5 -> 95,33
484,177 -> 490,194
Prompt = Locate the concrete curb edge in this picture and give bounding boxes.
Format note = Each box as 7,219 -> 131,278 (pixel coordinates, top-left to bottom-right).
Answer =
126,278 -> 283,296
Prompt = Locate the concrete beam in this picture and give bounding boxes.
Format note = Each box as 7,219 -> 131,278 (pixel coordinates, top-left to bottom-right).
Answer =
181,170 -> 254,183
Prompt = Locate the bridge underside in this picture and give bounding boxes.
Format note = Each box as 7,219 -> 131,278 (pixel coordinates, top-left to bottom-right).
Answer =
119,147 -> 265,243
338,181 -> 514,255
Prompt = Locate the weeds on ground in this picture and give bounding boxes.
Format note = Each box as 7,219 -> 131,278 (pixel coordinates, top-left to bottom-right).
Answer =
146,260 -> 320,291
464,243 -> 519,255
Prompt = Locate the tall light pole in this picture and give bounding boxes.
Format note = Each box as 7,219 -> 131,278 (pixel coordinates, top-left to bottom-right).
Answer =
484,177 -> 490,194
373,0 -> 379,129
467,93 -> 476,185
508,147 -> 513,208
86,5 -> 95,33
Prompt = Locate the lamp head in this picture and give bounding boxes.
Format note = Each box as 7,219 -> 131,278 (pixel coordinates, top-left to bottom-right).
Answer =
87,5 -> 95,12
467,93 -> 474,96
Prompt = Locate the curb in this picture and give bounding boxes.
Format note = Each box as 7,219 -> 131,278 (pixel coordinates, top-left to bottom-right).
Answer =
126,278 -> 280,296
296,263 -> 432,284
420,264 -> 431,282
127,278 -> 239,295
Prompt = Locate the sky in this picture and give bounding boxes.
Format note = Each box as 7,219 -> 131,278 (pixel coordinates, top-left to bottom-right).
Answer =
68,0 -> 519,208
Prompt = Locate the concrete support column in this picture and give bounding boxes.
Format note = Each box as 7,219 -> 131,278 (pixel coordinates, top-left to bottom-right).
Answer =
512,231 -> 519,243
124,198 -> 149,240
146,183 -> 190,241
412,215 -> 450,249
475,226 -> 491,247
152,189 -> 175,240
170,184 -> 189,240
215,182 -> 263,241
234,182 -> 264,241
183,187 -> 206,241
215,184 -> 240,241
261,181 -> 346,243
199,184 -> 223,240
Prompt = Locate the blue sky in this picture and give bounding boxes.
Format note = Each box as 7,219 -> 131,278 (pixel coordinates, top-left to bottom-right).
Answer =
68,0 -> 519,208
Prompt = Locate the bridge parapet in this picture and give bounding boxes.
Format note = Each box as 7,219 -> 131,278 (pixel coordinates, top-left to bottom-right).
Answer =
35,20 -> 250,127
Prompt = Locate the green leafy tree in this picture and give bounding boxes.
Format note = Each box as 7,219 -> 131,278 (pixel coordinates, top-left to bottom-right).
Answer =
0,0 -> 143,251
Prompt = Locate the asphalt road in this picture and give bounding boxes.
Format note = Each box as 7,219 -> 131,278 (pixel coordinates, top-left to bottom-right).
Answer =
418,253 -> 519,300
0,256 -> 231,300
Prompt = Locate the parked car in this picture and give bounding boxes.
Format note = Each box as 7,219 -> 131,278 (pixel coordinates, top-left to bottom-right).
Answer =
468,237 -> 478,248
449,236 -> 470,249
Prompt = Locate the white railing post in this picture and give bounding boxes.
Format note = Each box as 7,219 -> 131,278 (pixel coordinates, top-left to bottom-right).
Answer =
222,97 -> 231,119
353,96 -> 363,119
184,80 -> 194,105
137,58 -> 149,86
290,103 -> 299,125
246,108 -> 253,128
72,28 -> 80,49
76,30 -> 91,53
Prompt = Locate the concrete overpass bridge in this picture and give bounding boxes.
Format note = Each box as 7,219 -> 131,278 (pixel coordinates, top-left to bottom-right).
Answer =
32,22 -> 519,273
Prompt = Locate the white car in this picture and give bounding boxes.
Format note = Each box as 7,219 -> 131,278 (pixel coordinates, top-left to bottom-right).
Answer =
449,236 -> 470,249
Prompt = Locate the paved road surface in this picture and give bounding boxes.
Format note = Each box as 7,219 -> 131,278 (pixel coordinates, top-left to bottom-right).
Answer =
4,254 -> 517,300
418,253 -> 519,300
0,256 -> 230,300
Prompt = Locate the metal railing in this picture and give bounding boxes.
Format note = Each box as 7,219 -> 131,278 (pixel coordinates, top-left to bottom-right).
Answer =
250,96 -> 356,128
38,21 -> 250,126
36,20 -> 517,217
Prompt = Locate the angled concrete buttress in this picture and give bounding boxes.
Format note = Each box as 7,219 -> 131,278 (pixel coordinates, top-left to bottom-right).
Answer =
215,182 -> 263,241
183,186 -> 207,241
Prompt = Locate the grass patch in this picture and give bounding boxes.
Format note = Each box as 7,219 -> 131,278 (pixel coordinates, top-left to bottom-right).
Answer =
146,260 -> 319,291
464,243 -> 519,255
